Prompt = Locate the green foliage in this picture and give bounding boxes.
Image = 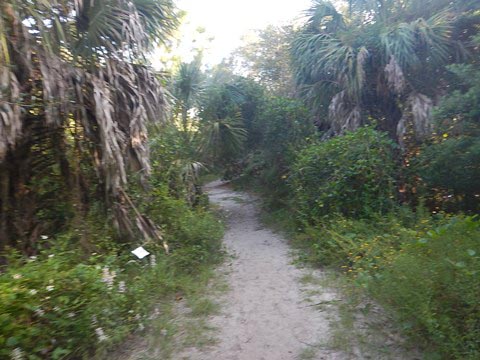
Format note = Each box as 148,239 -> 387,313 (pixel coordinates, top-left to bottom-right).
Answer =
229,25 -> 296,95
1,242 -> 148,358
149,123 -> 206,205
434,63 -> 480,132
172,54 -> 205,141
0,188 -> 223,359
291,211 -> 480,358
198,115 -> 247,168
293,210 -> 423,268
141,184 -> 223,266
374,216 -> 480,358
291,0 -> 480,140
197,76 -> 264,171
257,97 -> 314,165
413,60 -> 480,212
238,96 -> 314,205
173,55 -> 205,111
416,136 -> 480,211
290,127 -> 398,220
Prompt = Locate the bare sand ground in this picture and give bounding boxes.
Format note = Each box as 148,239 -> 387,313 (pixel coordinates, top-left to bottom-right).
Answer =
175,181 -> 347,360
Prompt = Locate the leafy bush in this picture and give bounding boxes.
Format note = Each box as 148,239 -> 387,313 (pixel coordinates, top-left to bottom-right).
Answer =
1,244 -> 154,358
238,97 -> 314,205
434,64 -> 480,130
292,205 -> 434,268
256,97 -> 313,166
374,216 -> 480,358
293,212 -> 480,359
414,60 -> 480,213
290,126 -> 398,221
416,136 -> 480,212
296,215 -> 406,269
0,194 -> 223,359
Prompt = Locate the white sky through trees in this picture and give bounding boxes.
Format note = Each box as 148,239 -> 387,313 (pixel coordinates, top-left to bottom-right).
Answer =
172,0 -> 313,66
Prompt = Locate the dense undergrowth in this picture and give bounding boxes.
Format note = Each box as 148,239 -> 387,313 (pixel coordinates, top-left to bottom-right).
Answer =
289,213 -> 480,358
216,43 -> 480,355
237,124 -> 480,359
0,163 -> 224,359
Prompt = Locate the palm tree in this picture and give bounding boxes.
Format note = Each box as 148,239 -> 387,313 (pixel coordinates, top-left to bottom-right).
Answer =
196,75 -> 249,170
0,0 -> 177,250
173,54 -> 205,136
198,114 -> 247,166
292,0 -> 479,144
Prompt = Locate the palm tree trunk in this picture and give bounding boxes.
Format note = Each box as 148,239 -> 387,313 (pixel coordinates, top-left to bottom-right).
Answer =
181,106 -> 191,146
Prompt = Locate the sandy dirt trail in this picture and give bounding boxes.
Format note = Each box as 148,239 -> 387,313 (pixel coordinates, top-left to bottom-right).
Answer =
178,181 -> 343,360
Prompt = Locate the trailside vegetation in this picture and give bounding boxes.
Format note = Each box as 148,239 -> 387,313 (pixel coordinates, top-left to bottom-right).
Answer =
1,0 -> 480,358
194,1 -> 480,358
0,1 -> 224,358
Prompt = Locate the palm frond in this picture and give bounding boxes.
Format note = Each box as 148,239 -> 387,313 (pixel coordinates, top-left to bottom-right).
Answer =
173,55 -> 204,109
381,10 -> 453,69
0,0 -> 177,245
303,0 -> 345,34
292,30 -> 368,127
384,55 -> 406,94
328,90 -> 362,133
397,92 -> 434,147
198,113 -> 247,163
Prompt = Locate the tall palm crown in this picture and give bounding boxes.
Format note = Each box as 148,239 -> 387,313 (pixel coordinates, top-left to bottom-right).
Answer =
292,0 -> 480,144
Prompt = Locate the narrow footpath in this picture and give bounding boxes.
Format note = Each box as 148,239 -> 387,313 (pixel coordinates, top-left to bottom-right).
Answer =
114,180 -> 419,360
177,181 -> 344,360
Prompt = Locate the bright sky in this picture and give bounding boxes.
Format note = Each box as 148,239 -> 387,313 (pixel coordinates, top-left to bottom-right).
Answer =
173,0 -> 313,66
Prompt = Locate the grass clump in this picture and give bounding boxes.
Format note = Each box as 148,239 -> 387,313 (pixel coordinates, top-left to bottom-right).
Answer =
374,216 -> 480,358
292,213 -> 480,359
0,193 -> 224,359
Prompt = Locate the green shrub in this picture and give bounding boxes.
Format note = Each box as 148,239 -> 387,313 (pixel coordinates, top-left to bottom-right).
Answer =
292,206 -> 433,268
293,212 -> 480,359
416,136 -> 480,212
290,126 -> 398,221
413,60 -> 480,213
374,216 -> 480,358
250,97 -> 314,206
0,192 -> 223,359
232,97 -> 313,204
140,185 -> 223,259
1,245 -> 155,359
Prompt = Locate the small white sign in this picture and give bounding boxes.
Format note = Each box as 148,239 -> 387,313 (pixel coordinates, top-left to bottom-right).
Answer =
131,246 -> 150,259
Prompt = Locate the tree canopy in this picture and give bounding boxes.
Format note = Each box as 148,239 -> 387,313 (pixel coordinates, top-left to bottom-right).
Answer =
292,0 -> 480,142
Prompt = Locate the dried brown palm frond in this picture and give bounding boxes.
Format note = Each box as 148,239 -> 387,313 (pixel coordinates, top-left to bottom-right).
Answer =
0,67 -> 21,159
384,56 -> 406,94
328,90 -> 362,134
0,0 -> 178,248
410,93 -> 434,137
397,93 -> 434,147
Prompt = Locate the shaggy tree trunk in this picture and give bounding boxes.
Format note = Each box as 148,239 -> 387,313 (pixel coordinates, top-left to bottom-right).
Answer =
0,0 -> 177,253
